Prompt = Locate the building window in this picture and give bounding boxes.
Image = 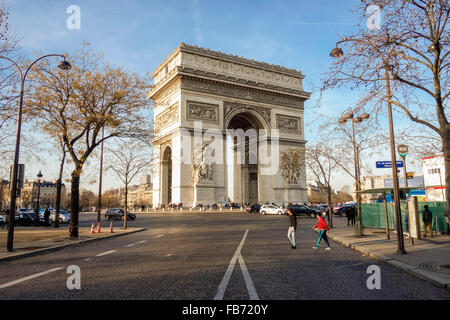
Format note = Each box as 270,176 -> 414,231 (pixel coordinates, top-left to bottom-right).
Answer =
428,168 -> 441,174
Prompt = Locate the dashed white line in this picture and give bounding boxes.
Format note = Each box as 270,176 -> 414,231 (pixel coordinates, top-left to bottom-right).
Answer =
136,240 -> 147,244
96,250 -> 117,257
0,267 -> 63,289
125,243 -> 136,248
154,234 -> 166,239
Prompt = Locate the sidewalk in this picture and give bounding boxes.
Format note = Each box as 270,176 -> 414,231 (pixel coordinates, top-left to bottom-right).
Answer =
0,226 -> 145,263
328,218 -> 450,291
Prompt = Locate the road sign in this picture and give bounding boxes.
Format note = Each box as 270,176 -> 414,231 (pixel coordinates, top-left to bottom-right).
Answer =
398,144 -> 408,157
376,161 -> 404,168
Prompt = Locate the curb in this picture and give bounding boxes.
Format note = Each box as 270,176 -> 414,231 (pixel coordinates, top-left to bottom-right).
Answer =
328,233 -> 450,292
0,228 -> 146,264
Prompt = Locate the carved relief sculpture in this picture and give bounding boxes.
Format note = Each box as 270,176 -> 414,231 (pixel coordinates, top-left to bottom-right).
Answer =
186,101 -> 218,122
276,115 -> 301,134
155,103 -> 179,133
192,141 -> 214,184
280,149 -> 302,184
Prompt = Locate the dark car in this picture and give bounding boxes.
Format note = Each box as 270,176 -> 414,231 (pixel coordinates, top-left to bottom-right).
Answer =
14,210 -> 52,226
246,204 -> 261,213
105,208 -> 136,221
286,204 -> 317,218
335,204 -> 355,217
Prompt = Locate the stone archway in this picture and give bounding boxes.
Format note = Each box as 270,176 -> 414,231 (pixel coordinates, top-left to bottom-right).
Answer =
226,111 -> 266,205
161,146 -> 172,205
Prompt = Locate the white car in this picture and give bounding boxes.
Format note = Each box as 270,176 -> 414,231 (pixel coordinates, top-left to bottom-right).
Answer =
259,205 -> 286,215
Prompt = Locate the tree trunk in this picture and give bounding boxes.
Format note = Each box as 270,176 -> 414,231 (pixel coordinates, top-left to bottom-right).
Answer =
124,184 -> 128,229
328,186 -> 333,228
69,172 -> 80,238
443,135 -> 450,234
54,153 -> 65,228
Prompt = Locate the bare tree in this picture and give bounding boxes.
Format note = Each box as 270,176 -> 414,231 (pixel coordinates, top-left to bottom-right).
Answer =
306,143 -> 338,228
105,138 -> 152,229
323,0 -> 450,210
25,44 -> 150,237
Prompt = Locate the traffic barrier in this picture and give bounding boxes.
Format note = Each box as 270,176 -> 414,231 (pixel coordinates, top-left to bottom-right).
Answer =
97,222 -> 101,233
90,222 -> 95,234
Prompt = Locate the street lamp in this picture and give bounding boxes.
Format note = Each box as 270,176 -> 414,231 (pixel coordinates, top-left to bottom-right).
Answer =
35,171 -> 43,225
330,43 -> 406,254
338,111 -> 369,238
5,54 -> 71,251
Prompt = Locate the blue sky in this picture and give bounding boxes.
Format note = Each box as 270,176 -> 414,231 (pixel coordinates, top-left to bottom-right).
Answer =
6,0 -> 425,192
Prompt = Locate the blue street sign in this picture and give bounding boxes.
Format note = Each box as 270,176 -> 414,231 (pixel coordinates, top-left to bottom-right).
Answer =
376,161 -> 403,168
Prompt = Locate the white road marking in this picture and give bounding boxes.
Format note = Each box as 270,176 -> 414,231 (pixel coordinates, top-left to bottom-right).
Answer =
84,258 -> 92,261
238,255 -> 259,300
136,240 -> 147,244
96,250 -> 117,257
125,243 -> 135,248
154,234 -> 165,239
214,229 -> 253,300
0,267 -> 63,289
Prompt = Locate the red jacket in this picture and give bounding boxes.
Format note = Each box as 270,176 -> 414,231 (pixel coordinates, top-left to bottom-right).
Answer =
314,217 -> 329,231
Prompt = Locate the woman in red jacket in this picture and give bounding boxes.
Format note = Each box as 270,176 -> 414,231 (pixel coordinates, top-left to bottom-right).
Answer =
312,212 -> 331,250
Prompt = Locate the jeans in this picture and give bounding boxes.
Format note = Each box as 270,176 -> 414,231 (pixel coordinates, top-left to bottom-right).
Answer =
287,227 -> 296,246
315,230 -> 330,248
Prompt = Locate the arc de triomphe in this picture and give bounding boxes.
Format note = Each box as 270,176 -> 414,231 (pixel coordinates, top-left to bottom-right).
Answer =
148,43 -> 311,208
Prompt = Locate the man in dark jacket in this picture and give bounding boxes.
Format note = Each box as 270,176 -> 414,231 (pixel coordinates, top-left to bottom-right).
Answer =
422,205 -> 433,238
287,207 -> 297,249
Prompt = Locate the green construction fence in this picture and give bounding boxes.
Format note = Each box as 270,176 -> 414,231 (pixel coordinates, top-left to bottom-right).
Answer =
361,201 -> 448,233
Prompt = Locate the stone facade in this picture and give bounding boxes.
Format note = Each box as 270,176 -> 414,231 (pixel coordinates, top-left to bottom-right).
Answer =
149,43 -> 310,207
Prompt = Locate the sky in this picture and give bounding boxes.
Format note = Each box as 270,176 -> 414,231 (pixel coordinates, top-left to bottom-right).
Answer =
4,0 -> 430,193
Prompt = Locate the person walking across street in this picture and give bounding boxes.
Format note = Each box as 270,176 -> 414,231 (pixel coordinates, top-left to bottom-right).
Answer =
422,205 -> 433,238
2,209 -> 10,229
287,207 -> 297,249
312,211 -> 331,250
44,207 -> 51,226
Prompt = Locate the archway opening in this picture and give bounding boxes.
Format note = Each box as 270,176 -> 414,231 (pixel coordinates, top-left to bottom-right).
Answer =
161,146 -> 172,205
226,112 -> 264,206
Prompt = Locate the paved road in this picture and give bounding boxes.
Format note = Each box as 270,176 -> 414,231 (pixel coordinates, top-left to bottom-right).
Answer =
0,212 -> 449,299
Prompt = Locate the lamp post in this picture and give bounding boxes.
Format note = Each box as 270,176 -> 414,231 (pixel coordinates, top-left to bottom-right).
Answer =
97,127 -> 104,225
5,54 -> 71,252
330,43 -> 406,254
35,171 -> 43,225
338,111 -> 369,238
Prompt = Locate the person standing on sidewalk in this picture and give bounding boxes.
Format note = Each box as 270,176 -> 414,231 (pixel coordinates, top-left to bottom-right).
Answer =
287,207 -> 297,249
422,205 -> 433,238
312,211 -> 331,250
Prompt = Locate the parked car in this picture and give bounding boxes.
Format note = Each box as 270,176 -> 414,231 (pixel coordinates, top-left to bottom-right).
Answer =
46,209 -> 71,224
335,204 -> 355,217
0,214 -> 4,226
246,204 -> 261,213
14,210 -> 52,226
105,208 -> 136,221
259,205 -> 286,215
286,204 -> 317,218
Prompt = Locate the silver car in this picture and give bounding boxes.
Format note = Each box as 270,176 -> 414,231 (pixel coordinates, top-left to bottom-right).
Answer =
259,205 -> 286,215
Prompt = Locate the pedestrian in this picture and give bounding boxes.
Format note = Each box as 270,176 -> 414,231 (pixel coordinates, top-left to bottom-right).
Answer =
312,211 -> 331,250
286,207 -> 297,249
422,205 -> 433,238
2,209 -> 10,229
44,207 -> 51,226
346,205 -> 355,226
